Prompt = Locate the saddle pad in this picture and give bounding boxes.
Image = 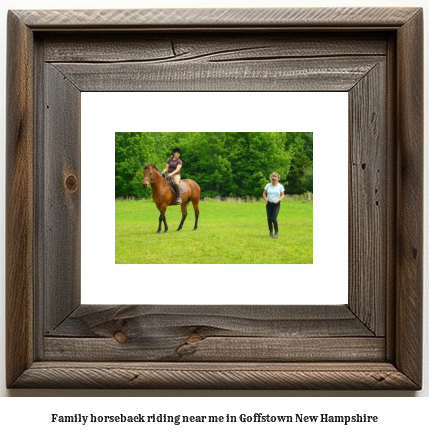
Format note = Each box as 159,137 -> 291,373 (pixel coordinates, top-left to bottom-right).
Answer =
179,181 -> 189,194
168,179 -> 189,194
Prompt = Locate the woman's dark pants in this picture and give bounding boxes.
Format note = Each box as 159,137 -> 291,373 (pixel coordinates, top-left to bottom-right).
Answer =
266,202 -> 280,233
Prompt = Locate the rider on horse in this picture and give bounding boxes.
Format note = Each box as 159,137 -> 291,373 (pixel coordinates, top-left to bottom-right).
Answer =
161,147 -> 182,204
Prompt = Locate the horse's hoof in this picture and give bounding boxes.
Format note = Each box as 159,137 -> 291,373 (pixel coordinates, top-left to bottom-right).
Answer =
156,231 -> 160,234
176,228 -> 182,232
193,228 -> 197,231
164,230 -> 168,233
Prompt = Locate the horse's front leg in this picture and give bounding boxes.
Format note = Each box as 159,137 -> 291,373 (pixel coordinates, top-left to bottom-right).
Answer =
156,213 -> 163,234
156,204 -> 168,234
156,213 -> 169,233
162,213 -> 168,233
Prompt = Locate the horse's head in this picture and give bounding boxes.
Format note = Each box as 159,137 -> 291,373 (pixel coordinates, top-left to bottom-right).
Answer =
142,163 -> 157,188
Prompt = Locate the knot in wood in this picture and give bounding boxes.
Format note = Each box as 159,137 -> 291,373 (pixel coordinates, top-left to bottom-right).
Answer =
186,333 -> 203,344
114,331 -> 128,343
65,174 -> 78,193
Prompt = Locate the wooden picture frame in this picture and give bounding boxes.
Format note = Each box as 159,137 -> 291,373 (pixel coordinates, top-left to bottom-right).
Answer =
6,7 -> 423,389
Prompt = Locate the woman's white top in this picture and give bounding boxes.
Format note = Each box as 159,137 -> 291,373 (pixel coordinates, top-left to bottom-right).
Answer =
264,182 -> 285,203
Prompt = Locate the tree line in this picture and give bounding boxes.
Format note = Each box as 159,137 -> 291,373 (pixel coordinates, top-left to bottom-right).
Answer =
115,132 -> 313,199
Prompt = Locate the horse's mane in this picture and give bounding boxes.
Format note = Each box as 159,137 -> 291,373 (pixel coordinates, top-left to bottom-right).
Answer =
144,164 -> 161,173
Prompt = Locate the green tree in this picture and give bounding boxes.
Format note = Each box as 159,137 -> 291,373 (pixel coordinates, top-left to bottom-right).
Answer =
230,132 -> 292,197
178,132 -> 234,197
300,165 -> 313,193
115,132 -> 159,198
284,132 -> 313,194
115,131 -> 306,198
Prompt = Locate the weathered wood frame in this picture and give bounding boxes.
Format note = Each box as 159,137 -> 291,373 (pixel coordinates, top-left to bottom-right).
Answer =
6,8 -> 423,389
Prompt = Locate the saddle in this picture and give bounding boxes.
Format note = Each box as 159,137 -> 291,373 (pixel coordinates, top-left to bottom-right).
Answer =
165,177 -> 189,194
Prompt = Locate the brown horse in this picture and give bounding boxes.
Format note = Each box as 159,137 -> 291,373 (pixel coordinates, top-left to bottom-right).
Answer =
142,163 -> 200,233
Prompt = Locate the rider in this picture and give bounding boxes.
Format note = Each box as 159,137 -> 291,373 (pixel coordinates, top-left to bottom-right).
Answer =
161,147 -> 183,204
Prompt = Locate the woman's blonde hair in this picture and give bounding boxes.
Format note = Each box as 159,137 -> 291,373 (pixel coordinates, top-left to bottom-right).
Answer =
270,172 -> 280,181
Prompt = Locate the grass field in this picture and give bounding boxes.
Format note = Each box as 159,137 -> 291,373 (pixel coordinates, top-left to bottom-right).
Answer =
115,199 -> 313,264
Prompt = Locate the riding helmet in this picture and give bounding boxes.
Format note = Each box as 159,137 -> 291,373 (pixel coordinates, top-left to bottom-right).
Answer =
172,147 -> 181,154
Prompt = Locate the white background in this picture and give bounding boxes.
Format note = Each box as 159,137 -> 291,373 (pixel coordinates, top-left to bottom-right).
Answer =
81,92 -> 348,305
0,0 -> 428,425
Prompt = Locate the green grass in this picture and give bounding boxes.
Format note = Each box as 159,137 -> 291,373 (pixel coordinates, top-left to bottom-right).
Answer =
115,199 -> 313,264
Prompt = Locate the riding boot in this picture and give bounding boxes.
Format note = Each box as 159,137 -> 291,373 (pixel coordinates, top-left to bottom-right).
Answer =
175,184 -> 182,204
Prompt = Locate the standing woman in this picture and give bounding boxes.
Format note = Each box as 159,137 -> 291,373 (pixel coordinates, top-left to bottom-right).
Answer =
263,173 -> 285,238
161,147 -> 183,204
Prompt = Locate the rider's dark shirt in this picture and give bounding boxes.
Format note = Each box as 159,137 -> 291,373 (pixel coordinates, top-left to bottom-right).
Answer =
167,158 -> 182,174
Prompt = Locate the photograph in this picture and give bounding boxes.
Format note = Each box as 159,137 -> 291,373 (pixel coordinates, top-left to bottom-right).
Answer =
115,132 -> 313,264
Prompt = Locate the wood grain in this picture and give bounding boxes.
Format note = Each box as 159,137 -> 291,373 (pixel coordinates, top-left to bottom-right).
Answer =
42,33 -> 388,63
52,56 -> 384,92
14,8 -> 420,29
44,305 -> 380,362
6,11 -> 34,388
44,337 -> 385,362
47,305 -> 375,338
395,9 -> 424,388
43,64 -> 81,333
11,362 -> 419,390
6,7 -> 423,390
348,61 -> 386,335
384,33 -> 398,364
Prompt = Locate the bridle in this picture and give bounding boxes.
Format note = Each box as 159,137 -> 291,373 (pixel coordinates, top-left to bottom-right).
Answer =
143,166 -> 165,185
